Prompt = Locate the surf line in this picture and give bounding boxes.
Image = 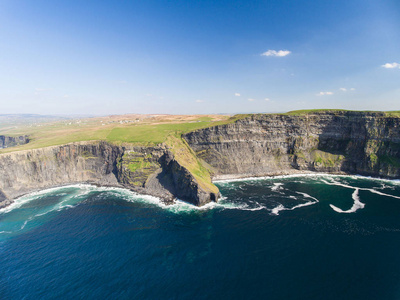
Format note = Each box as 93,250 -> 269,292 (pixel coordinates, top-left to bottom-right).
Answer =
322,178 -> 400,214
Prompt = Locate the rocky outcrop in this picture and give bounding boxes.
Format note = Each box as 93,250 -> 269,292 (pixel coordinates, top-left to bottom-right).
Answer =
0,135 -> 29,149
0,141 -> 217,208
183,111 -> 400,179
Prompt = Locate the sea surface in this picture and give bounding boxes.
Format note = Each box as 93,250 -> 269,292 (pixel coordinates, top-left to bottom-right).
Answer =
2,175 -> 400,299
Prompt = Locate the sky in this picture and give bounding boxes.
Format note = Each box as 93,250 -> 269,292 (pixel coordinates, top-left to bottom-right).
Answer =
0,0 -> 399,115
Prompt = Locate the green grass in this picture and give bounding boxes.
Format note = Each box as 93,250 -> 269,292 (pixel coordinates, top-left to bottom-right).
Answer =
106,122 -> 216,145
0,116 -> 230,153
385,111 -> 400,117
284,109 -> 349,115
166,135 -> 219,194
311,150 -> 345,167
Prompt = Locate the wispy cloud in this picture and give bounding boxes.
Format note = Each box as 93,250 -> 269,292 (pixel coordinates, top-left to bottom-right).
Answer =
248,98 -> 255,101
317,91 -> 334,96
382,62 -> 400,69
339,88 -> 355,92
63,95 -> 69,98
235,93 -> 241,97
265,98 -> 270,101
261,50 -> 291,57
195,99 -> 204,103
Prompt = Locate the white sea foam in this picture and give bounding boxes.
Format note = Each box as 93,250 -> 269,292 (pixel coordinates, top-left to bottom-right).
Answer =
271,204 -> 285,215
271,183 -> 283,191
270,195 -> 318,216
296,191 -> 319,202
329,188 -> 365,213
368,189 -> 400,199
0,184 -> 97,214
321,177 -> 400,213
214,173 -> 400,185
2,174 -> 399,219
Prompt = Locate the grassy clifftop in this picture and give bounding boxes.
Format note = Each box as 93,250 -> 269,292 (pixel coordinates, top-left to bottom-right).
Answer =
0,114 -> 230,153
0,114 -> 227,196
1,110 -> 398,196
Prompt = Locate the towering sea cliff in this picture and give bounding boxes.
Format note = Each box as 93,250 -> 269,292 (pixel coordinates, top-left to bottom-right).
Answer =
0,142 -> 218,208
1,111 -> 400,208
184,111 -> 400,179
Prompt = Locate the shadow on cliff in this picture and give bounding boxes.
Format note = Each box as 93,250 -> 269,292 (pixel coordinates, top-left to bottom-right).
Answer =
316,112 -> 368,174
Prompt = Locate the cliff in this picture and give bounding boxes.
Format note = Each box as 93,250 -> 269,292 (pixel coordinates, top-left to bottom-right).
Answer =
183,111 -> 400,179
0,141 -> 218,208
2,111 -> 400,209
0,135 -> 29,149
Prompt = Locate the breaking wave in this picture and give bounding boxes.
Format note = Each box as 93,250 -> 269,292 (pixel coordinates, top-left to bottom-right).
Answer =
1,174 -> 400,239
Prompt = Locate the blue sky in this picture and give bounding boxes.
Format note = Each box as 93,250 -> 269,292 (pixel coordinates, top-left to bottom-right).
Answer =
0,0 -> 399,115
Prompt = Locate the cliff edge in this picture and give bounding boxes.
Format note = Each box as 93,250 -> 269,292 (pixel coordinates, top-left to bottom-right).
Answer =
0,141 -> 218,208
183,111 -> 400,179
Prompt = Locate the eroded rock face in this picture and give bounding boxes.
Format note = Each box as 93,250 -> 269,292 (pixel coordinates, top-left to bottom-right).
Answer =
0,135 -> 29,149
0,142 -> 217,208
183,112 -> 400,179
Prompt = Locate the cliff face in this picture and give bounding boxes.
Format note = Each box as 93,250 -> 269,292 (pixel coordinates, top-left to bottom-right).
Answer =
0,135 -> 29,149
2,111 -> 399,209
183,112 -> 400,179
0,141 -> 217,208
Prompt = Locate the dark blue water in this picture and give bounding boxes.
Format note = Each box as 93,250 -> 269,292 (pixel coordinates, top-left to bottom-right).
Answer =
2,175 -> 400,299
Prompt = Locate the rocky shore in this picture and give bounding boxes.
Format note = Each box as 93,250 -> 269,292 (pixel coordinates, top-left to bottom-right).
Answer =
0,141 -> 218,209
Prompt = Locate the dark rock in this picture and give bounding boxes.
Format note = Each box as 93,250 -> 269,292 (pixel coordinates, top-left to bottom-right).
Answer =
0,135 -> 29,149
0,141 -> 215,208
184,111 -> 400,179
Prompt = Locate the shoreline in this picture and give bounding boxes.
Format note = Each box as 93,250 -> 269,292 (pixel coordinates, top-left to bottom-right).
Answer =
213,171 -> 400,183
0,180 -> 176,211
2,171 -> 400,212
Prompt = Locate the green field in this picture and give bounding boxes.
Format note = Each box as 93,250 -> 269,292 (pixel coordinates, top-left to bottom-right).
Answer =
1,110 -> 399,154
0,114 -> 232,153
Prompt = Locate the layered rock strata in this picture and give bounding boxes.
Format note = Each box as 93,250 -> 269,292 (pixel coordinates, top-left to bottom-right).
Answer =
0,141 -> 217,208
184,111 -> 400,179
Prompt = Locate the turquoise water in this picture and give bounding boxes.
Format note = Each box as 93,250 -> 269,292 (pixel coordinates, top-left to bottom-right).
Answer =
1,175 -> 400,299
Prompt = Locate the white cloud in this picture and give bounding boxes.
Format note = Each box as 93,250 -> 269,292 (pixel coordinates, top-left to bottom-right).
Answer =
382,62 -> 400,69
235,93 -> 241,96
145,93 -> 153,97
248,98 -> 255,101
317,91 -> 334,96
261,50 -> 291,57
195,99 -> 204,103
340,87 -> 356,92
63,95 -> 69,98
265,98 -> 270,101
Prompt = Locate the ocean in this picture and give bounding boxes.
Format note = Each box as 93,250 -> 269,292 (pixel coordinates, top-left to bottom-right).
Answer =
1,174 -> 400,299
